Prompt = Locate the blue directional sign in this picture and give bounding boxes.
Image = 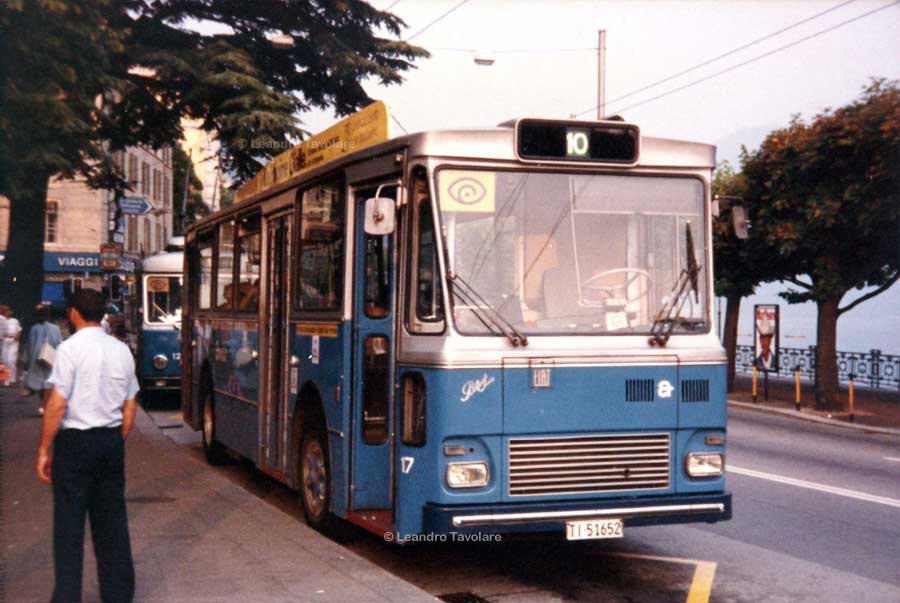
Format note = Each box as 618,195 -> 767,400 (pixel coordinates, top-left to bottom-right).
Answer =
120,196 -> 152,215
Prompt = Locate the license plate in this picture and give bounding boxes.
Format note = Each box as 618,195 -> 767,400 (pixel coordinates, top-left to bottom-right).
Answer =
566,518 -> 624,540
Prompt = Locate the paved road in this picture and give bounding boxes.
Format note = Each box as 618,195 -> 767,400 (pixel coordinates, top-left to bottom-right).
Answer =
146,402 -> 900,603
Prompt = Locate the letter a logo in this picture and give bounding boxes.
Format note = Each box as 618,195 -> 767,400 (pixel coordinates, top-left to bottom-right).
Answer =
657,380 -> 674,399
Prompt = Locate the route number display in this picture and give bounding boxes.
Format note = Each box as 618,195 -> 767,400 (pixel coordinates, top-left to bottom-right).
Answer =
566,518 -> 624,540
566,129 -> 590,158
516,119 -> 639,163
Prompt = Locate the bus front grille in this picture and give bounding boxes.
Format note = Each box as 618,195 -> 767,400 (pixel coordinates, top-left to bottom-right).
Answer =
508,433 -> 670,497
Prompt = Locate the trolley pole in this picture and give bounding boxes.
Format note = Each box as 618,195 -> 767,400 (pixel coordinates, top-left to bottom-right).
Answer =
597,29 -> 606,120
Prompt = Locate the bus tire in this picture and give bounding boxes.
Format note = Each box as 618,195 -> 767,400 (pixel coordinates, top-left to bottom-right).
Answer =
201,386 -> 226,465
299,425 -> 334,532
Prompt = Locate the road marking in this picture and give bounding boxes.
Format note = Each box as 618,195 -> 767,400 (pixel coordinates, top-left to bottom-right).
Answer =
884,457 -> 900,463
729,465 -> 900,509
599,552 -> 717,603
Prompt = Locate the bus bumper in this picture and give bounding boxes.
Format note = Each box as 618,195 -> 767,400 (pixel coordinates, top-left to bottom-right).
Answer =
142,376 -> 181,391
422,492 -> 731,535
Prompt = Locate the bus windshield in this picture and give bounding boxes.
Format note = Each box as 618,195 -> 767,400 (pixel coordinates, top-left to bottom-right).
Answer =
144,275 -> 183,325
435,169 -> 708,336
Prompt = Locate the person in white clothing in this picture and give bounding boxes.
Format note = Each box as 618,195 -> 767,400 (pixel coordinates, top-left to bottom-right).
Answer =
2,305 -> 22,385
0,306 -> 7,366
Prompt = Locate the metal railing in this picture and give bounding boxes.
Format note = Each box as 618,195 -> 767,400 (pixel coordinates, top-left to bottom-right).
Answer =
735,345 -> 900,390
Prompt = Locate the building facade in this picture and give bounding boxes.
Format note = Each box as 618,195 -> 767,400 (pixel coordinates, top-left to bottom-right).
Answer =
182,118 -> 227,212
0,145 -> 174,312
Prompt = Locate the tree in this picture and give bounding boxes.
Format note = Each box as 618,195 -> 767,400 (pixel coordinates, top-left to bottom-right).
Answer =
742,80 -> 900,410
712,162 -> 749,391
0,0 -> 427,324
712,161 -> 789,391
172,143 -> 207,235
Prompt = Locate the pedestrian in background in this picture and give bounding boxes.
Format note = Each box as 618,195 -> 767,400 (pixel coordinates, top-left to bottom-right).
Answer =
36,288 -> 139,603
24,304 -> 62,414
3,305 -> 23,386
0,304 -> 7,364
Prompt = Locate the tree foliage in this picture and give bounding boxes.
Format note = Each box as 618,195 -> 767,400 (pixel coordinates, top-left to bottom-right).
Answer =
741,79 -> 900,409
0,0 -> 428,323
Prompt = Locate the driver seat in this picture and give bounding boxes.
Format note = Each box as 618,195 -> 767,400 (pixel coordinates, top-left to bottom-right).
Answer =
541,268 -> 583,320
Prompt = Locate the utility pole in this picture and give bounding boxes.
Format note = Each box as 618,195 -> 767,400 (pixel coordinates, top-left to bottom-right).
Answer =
597,29 -> 606,120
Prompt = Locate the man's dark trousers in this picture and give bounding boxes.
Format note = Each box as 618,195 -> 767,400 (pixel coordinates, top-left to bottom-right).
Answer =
51,428 -> 135,603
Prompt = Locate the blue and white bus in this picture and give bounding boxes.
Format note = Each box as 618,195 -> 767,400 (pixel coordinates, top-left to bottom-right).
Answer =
182,102 -> 732,541
140,239 -> 183,402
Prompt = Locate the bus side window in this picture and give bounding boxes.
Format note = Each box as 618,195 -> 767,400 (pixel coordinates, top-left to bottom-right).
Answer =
236,213 -> 261,313
297,181 -> 344,311
363,335 -> 389,444
194,231 -> 214,311
364,234 -> 390,318
216,220 -> 235,311
408,172 -> 444,332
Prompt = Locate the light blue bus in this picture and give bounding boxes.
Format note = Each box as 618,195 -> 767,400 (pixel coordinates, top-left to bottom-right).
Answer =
139,240 -> 183,403
182,103 -> 732,542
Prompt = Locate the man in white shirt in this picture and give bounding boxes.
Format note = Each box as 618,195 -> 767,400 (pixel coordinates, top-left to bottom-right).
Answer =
36,288 -> 139,603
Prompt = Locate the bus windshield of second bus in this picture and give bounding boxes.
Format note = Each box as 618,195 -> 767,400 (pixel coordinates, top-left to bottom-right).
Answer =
436,169 -> 707,336
144,275 -> 183,325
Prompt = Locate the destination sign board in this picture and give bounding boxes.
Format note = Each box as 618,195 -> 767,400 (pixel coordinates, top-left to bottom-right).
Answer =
235,101 -> 390,204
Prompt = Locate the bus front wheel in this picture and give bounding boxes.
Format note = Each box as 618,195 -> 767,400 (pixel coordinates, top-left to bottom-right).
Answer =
299,427 -> 333,531
201,387 -> 226,465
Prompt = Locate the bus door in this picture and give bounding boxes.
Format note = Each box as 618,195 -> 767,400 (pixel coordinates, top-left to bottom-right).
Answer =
351,184 -> 398,510
260,212 -> 292,478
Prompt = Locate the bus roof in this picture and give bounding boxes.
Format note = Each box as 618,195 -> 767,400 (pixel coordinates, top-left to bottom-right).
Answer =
141,251 -> 183,274
189,107 -> 715,235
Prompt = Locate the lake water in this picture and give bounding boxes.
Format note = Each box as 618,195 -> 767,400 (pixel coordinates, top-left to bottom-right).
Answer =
718,280 -> 900,356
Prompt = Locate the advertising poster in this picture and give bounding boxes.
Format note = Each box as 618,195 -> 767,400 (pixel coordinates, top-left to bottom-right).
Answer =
753,304 -> 780,372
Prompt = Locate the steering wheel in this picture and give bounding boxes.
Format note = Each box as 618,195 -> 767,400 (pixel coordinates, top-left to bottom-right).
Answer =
581,268 -> 652,307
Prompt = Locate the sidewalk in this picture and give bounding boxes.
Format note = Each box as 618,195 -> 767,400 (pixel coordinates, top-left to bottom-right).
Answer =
728,374 -> 900,435
0,388 -> 436,603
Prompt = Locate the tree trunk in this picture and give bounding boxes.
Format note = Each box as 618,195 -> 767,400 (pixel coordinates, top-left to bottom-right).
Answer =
0,169 -> 51,333
722,293 -> 742,392
814,296 -> 843,411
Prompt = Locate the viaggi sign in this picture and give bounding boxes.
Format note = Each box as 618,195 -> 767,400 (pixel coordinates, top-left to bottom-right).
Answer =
44,252 -> 139,274
44,252 -> 100,272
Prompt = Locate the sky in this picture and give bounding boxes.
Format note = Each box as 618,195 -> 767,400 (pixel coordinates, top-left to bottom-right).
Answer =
201,0 -> 900,355
300,0 -> 900,167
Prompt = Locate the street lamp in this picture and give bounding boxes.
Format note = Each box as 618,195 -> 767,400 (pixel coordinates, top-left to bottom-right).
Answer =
268,34 -> 294,49
473,52 -> 495,66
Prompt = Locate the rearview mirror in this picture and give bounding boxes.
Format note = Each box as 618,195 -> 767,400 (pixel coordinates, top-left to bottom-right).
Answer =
364,197 -> 395,235
713,194 -> 749,240
731,205 -> 749,240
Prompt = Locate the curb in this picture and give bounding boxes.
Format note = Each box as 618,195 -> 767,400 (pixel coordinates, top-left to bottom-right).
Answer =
728,399 -> 900,437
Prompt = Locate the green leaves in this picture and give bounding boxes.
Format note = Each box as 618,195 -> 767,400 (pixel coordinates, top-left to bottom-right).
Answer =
0,0 -> 428,197
741,79 -> 900,309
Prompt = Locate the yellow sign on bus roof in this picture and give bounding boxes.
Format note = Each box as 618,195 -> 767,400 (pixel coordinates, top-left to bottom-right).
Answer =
235,101 -> 390,203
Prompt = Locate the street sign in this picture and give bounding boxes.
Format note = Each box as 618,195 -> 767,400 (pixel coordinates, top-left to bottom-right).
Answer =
120,196 -> 152,215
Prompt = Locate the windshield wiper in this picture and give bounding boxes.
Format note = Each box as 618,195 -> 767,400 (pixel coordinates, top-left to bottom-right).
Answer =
448,272 -> 529,347
649,223 -> 703,347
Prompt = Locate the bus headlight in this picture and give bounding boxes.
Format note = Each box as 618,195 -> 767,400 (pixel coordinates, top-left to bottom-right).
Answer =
686,452 -> 724,477
446,461 -> 489,488
153,354 -> 169,370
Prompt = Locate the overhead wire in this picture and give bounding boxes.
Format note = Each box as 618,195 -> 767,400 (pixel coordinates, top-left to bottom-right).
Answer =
572,0 -> 863,118
608,0 -> 900,116
405,0 -> 473,42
